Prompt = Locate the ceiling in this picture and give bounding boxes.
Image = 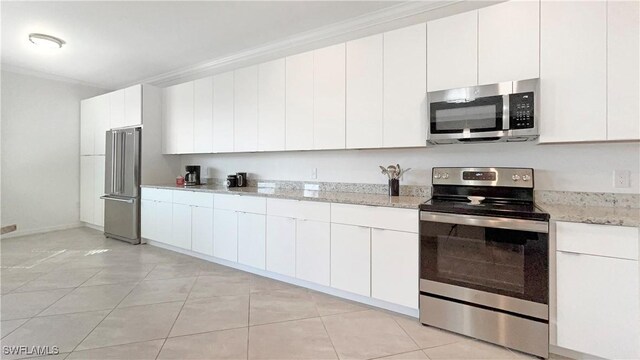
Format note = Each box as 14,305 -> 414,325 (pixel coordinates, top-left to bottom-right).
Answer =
1,1 -> 405,90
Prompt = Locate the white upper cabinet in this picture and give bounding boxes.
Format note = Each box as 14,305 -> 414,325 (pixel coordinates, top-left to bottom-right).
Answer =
383,23 -> 427,148
81,97 -> 97,155
607,0 -> 640,141
109,89 -> 126,129
313,43 -> 346,150
285,51 -> 314,150
80,99 -> 94,156
540,1 -> 607,143
213,71 -> 235,153
193,77 -> 214,153
427,11 -> 477,91
93,94 -> 110,155
258,59 -> 286,151
478,0 -> 539,85
234,66 -> 259,152
124,84 -> 142,127
163,81 -> 194,154
346,34 -> 383,149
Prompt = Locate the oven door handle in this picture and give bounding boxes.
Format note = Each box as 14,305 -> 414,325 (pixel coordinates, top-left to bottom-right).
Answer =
420,211 -> 548,233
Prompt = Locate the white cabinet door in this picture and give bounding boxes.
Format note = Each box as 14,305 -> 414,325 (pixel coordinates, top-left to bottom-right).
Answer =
194,77 -> 214,152
124,84 -> 142,127
607,0 -> 640,141
383,24 -> 427,148
80,98 -> 95,156
141,199 -> 156,241
109,89 -> 126,129
296,220 -> 330,286
93,155 -> 105,227
427,11 -> 477,91
171,203 -> 192,250
238,212 -> 266,269
313,43 -> 346,150
213,209 -> 238,261
213,71 -> 234,152
331,224 -> 371,296
80,156 -> 94,223
155,201 -> 173,245
478,0 -> 539,84
163,82 -> 195,153
557,252 -> 639,359
540,1 -> 607,143
285,51 -> 314,150
93,94 -> 110,155
265,215 -> 296,277
371,229 -> 418,308
258,59 -> 286,151
191,206 -> 213,256
346,34 -> 383,149
234,66 -> 259,152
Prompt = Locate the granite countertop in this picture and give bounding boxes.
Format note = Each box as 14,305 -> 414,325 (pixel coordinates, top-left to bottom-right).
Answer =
141,184 -> 426,209
537,203 -> 640,227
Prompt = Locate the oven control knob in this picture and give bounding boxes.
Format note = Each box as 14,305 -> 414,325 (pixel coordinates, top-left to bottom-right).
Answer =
522,174 -> 531,181
512,174 -> 521,181
434,173 -> 441,179
442,173 -> 450,179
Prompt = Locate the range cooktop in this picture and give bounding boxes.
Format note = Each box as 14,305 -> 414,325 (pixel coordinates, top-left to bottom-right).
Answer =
421,167 -> 550,222
420,198 -> 550,221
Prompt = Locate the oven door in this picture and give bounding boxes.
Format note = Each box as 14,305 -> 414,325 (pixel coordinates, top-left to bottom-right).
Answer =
419,212 -> 548,319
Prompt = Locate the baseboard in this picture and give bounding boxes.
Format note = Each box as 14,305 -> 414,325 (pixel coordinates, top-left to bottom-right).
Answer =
0,222 -> 83,239
549,345 -> 606,360
148,240 -> 420,318
82,223 -> 104,232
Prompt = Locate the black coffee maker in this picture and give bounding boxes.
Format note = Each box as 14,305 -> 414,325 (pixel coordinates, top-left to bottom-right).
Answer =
185,165 -> 201,186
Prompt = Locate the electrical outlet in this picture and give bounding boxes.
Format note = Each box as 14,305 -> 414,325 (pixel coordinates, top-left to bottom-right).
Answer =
311,168 -> 318,180
613,170 -> 631,188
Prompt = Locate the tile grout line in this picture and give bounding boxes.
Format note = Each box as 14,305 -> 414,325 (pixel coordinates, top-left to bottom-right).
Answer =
154,275 -> 199,359
390,316 -> 422,350
66,271 -> 153,355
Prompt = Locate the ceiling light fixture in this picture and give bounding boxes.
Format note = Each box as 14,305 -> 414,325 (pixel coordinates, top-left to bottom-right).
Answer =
28,33 -> 65,49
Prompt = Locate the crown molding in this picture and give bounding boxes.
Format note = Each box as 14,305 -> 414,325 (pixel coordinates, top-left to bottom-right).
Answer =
133,0 -> 463,88
1,63 -> 111,90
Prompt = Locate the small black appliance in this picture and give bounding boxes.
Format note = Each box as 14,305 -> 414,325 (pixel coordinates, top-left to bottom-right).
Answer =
185,165 -> 201,186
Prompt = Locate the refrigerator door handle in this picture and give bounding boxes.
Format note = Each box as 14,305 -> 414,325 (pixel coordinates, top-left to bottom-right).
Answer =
101,196 -> 134,204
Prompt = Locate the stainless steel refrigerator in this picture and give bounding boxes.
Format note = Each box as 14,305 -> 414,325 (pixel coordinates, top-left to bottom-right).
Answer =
101,127 -> 141,244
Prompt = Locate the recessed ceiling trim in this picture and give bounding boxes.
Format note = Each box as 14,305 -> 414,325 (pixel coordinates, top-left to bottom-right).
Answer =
134,0 -> 462,88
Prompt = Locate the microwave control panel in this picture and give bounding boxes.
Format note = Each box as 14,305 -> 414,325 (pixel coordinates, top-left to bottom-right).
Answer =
509,92 -> 534,129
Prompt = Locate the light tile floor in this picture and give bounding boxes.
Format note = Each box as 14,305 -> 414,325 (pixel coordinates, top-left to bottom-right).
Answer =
1,227 -> 543,359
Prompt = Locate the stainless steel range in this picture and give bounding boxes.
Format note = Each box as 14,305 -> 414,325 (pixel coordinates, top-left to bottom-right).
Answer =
419,167 -> 550,358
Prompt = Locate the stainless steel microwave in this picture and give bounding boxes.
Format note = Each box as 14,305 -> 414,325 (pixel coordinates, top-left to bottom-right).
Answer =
427,79 -> 539,145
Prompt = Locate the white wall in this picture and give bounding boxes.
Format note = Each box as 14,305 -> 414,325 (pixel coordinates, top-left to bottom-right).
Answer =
1,70 -> 108,236
181,141 -> 640,194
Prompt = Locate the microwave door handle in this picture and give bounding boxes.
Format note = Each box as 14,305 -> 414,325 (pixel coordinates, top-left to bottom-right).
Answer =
502,94 -> 510,131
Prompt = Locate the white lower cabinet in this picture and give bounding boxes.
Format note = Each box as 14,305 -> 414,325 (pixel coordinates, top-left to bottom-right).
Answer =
238,212 -> 266,269
555,222 -> 639,359
296,220 -> 331,286
265,215 -> 296,277
331,224 -> 371,296
191,206 -> 213,256
213,209 -> 238,262
80,155 -> 105,227
142,189 -> 421,311
371,228 -> 419,309
141,198 -> 172,245
171,203 -> 192,250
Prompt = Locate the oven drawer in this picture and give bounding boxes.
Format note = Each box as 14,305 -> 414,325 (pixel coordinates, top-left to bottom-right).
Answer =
420,295 -> 548,358
556,222 -> 638,260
